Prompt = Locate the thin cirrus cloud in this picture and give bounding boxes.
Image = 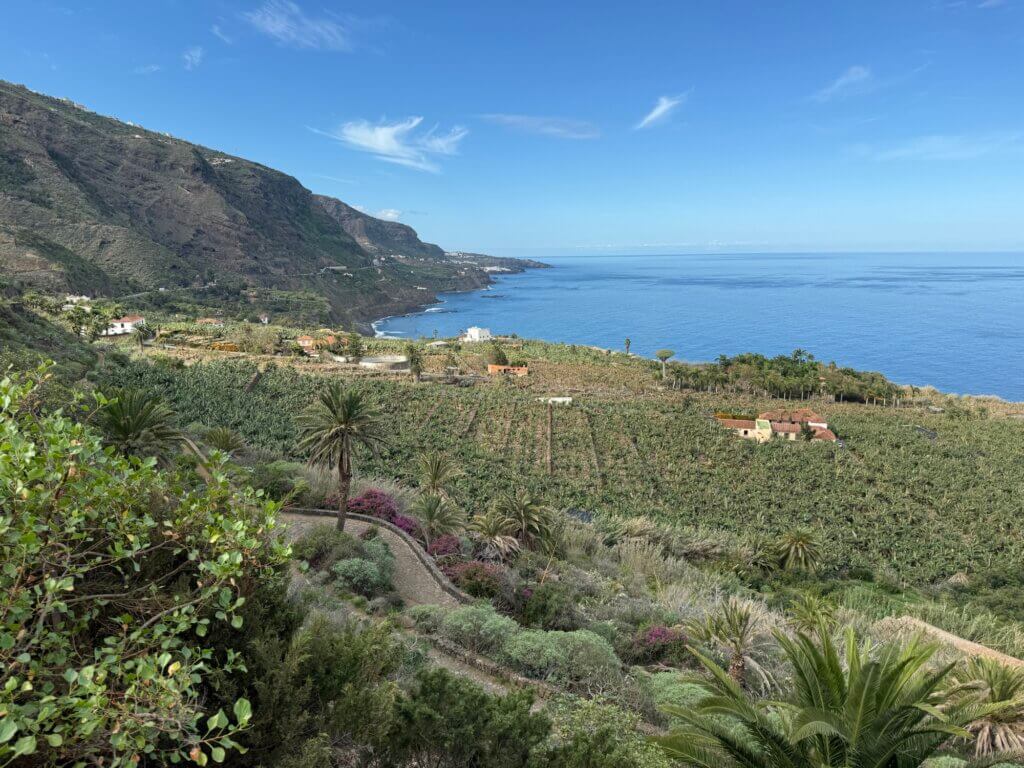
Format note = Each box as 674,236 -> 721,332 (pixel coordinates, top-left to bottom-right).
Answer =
182,47 -> 204,70
134,64 -> 161,75
317,117 -> 468,173
634,94 -> 687,130
480,114 -> 600,139
243,0 -> 351,50
851,132 -> 1023,161
211,24 -> 233,44
813,65 -> 873,102
354,205 -> 402,222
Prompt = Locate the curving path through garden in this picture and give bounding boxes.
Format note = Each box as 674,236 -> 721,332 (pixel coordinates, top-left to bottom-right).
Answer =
281,510 -> 464,607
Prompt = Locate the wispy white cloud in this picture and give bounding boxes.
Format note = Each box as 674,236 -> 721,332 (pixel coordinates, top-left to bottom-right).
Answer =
211,24 -> 233,44
244,1 -> 350,50
813,65 -> 872,102
317,117 -> 468,173
978,0 -> 1006,7
352,205 -> 402,222
182,46 -> 204,71
480,114 -> 600,139
635,94 -> 687,130
851,131 -> 1023,160
134,64 -> 161,75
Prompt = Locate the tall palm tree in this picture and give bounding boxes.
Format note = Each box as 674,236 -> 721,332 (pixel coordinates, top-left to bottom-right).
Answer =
658,626 -> 995,768
297,384 -> 386,530
655,349 -> 675,380
418,451 -> 459,497
132,323 -> 155,351
405,342 -> 424,382
492,490 -> 556,551
411,494 -> 463,547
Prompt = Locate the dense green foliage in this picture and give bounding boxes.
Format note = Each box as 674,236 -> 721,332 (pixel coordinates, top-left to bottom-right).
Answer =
657,627 -> 993,768
0,369 -> 287,766
95,357 -> 1024,585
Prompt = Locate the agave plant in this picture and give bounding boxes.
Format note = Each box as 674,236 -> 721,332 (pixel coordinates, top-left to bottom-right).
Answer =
658,626 -> 999,768
777,527 -> 823,573
411,494 -> 464,548
952,657 -> 1024,757
469,508 -> 520,562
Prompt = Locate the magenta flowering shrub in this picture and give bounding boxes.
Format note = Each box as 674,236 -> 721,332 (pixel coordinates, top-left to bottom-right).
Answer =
631,625 -> 687,665
442,561 -> 507,599
346,489 -> 400,520
390,513 -> 421,537
427,534 -> 462,559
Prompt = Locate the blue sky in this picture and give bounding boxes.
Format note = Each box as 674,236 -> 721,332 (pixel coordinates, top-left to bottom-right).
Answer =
2,1 -> 1022,256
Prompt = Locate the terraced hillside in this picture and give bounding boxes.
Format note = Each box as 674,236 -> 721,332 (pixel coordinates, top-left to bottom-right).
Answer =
95,343 -> 1024,585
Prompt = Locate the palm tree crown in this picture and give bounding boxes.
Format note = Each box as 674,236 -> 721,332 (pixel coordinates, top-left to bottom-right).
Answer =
411,494 -> 463,547
418,451 -> 459,497
492,490 -> 557,551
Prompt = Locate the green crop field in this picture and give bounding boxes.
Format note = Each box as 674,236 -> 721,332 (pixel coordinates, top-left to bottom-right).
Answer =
96,353 -> 1024,585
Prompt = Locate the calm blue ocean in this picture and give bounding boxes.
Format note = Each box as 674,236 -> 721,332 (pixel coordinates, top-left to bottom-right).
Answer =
375,253 -> 1024,401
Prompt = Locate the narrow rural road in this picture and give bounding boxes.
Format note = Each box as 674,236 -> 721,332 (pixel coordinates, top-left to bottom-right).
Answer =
281,512 -> 461,607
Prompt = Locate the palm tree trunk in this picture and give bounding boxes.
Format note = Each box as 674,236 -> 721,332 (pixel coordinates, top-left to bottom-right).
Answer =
336,448 -> 351,531
728,654 -> 746,686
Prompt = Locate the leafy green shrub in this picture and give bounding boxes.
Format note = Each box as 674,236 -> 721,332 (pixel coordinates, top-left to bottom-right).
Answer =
503,629 -> 622,692
520,580 -> 583,630
407,604 -> 447,634
444,560 -> 508,598
250,459 -> 306,501
332,558 -> 388,596
381,668 -> 549,768
439,604 -> 519,655
541,695 -> 673,768
291,524 -> 361,570
0,369 -> 286,767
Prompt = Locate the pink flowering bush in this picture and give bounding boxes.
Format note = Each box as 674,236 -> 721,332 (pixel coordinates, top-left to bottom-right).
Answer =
390,513 -> 421,538
427,534 -> 462,560
346,489 -> 400,520
630,625 -> 687,665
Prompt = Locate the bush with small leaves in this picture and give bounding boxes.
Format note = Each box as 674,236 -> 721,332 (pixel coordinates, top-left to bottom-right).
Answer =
443,560 -> 508,599
438,604 -> 519,655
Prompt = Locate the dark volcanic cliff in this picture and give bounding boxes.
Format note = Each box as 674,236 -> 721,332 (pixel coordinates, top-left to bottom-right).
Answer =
0,80 -> 529,327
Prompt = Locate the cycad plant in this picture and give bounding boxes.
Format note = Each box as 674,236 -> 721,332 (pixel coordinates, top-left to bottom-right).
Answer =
297,384 -> 386,530
777,527 -> 823,573
96,388 -> 185,462
952,657 -> 1024,757
658,625 -> 998,768
96,388 -> 213,481
204,426 -> 247,456
412,494 -> 463,548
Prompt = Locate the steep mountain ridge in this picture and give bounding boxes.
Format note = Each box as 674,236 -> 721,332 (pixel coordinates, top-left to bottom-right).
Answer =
0,80 -> 526,327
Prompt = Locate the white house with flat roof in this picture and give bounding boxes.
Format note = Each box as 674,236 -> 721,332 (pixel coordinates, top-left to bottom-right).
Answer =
463,326 -> 492,342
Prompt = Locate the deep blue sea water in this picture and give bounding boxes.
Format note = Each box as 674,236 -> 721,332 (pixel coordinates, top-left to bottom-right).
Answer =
375,253 -> 1024,401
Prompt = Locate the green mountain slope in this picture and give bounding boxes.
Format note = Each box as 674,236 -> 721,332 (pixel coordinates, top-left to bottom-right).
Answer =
0,80 -> 526,328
